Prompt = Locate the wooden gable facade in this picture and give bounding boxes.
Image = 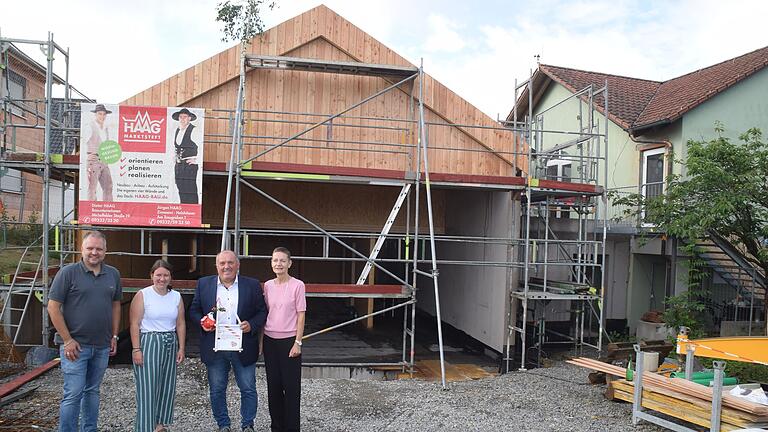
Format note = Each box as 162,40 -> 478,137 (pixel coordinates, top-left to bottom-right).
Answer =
123,5 -> 523,179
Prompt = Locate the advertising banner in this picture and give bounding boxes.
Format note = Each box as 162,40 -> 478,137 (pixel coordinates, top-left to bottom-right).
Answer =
79,104 -> 204,227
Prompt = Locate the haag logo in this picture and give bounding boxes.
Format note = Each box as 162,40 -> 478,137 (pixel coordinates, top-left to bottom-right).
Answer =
123,111 -> 164,134
119,106 -> 167,153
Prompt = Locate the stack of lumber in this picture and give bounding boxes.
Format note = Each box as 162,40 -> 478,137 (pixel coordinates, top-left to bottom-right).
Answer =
568,357 -> 768,431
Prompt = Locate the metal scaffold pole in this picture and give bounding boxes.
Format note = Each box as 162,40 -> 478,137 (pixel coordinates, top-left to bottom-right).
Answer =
520,68 -> 534,371
598,81 -> 609,353
418,60 -> 447,389
221,45 -> 247,251
41,33 -> 54,346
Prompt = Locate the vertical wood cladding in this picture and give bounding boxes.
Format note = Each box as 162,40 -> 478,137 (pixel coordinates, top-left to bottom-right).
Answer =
122,5 -> 526,179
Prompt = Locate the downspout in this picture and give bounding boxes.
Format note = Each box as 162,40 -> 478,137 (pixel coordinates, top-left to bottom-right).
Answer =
629,134 -> 676,306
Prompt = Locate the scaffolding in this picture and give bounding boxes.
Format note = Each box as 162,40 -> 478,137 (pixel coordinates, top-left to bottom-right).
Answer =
503,72 -> 609,371
0,31 -> 89,353
0,32 -> 616,386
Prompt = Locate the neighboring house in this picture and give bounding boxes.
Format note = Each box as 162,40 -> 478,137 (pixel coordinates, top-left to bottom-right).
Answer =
510,46 -> 768,334
0,43 -> 75,225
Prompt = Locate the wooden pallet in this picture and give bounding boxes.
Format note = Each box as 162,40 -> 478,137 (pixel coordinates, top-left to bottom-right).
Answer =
399,360 -> 496,382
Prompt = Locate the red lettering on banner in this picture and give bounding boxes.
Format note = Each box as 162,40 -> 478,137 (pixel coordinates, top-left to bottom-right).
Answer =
119,106 -> 167,152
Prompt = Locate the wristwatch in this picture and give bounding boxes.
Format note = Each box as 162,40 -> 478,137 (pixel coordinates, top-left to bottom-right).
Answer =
112,335 -> 119,341
294,339 -> 302,346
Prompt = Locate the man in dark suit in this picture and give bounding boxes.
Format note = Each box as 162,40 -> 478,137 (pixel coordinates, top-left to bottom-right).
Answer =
190,250 -> 266,432
171,108 -> 199,204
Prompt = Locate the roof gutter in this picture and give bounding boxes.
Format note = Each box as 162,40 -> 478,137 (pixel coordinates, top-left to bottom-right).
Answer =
629,117 -> 672,135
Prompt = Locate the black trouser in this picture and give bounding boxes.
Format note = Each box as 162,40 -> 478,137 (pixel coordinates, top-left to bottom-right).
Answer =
174,163 -> 198,204
263,335 -> 301,432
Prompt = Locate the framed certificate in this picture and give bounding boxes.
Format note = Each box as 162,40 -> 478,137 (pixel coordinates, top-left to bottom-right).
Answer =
213,311 -> 243,352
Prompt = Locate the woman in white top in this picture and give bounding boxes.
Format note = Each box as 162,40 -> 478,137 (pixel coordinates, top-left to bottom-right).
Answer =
129,260 -> 186,432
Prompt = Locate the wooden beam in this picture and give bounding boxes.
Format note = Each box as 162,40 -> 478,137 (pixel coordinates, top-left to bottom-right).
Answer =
0,359 -> 59,399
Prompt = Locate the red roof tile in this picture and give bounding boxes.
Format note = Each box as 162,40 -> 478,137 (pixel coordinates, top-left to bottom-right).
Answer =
633,45 -> 768,130
539,64 -> 660,129
516,46 -> 768,133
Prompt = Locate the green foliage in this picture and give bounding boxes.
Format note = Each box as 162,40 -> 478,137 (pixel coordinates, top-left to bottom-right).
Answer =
0,206 -> 44,247
643,128 -> 766,272
662,290 -> 707,340
607,330 -> 636,344
612,126 -> 768,329
701,358 -> 768,384
216,0 -> 276,43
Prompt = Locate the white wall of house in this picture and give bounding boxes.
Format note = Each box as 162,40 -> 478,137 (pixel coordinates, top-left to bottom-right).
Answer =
418,189 -> 517,352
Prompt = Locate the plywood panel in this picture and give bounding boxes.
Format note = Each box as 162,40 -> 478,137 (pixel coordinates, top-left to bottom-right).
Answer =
202,178 -> 445,234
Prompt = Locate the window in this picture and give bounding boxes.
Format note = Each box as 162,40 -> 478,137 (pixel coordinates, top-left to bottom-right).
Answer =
546,159 -> 572,182
546,159 -> 572,219
1,69 -> 26,117
642,148 -> 665,200
0,168 -> 23,193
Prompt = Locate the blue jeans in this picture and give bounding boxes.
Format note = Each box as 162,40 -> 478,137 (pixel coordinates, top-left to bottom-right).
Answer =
59,344 -> 110,432
206,352 -> 257,429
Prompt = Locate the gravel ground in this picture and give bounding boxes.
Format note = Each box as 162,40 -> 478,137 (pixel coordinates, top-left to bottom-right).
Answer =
2,359 -> 665,432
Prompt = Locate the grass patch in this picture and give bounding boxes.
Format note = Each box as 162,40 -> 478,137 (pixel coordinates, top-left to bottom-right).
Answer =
0,247 -> 61,277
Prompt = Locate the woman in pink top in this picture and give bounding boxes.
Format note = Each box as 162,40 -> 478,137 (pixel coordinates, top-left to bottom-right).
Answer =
262,247 -> 306,432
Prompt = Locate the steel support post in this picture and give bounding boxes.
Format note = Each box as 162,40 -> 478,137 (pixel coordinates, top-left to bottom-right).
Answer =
685,345 -> 695,380
597,81 -> 609,354
41,33 -> 54,346
417,62 -> 447,389
234,131 -> 243,254
410,72 -> 423,377
632,344 -> 644,425
221,44 -> 246,251
519,68 -> 534,371
710,361 -> 726,432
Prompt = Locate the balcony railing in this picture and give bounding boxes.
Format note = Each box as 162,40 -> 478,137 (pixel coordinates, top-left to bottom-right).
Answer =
606,186 -> 639,227
642,181 -> 664,201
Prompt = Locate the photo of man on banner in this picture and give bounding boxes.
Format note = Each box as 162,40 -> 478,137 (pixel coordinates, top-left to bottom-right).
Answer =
84,104 -> 115,202
171,108 -> 200,204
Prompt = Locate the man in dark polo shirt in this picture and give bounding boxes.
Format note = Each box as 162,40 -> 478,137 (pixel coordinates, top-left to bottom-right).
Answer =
47,230 -> 122,432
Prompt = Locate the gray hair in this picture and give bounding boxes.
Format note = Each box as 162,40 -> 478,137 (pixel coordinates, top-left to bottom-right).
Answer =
82,230 -> 107,248
216,249 -> 240,263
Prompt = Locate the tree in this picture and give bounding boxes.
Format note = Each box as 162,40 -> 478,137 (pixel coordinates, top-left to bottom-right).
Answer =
616,126 -> 768,319
216,0 -> 276,43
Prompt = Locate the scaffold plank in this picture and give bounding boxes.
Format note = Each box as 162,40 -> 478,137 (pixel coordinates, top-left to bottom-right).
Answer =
245,55 -> 419,79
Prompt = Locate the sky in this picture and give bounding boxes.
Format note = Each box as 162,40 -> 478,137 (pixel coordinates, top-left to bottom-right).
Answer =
3,0 -> 768,119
